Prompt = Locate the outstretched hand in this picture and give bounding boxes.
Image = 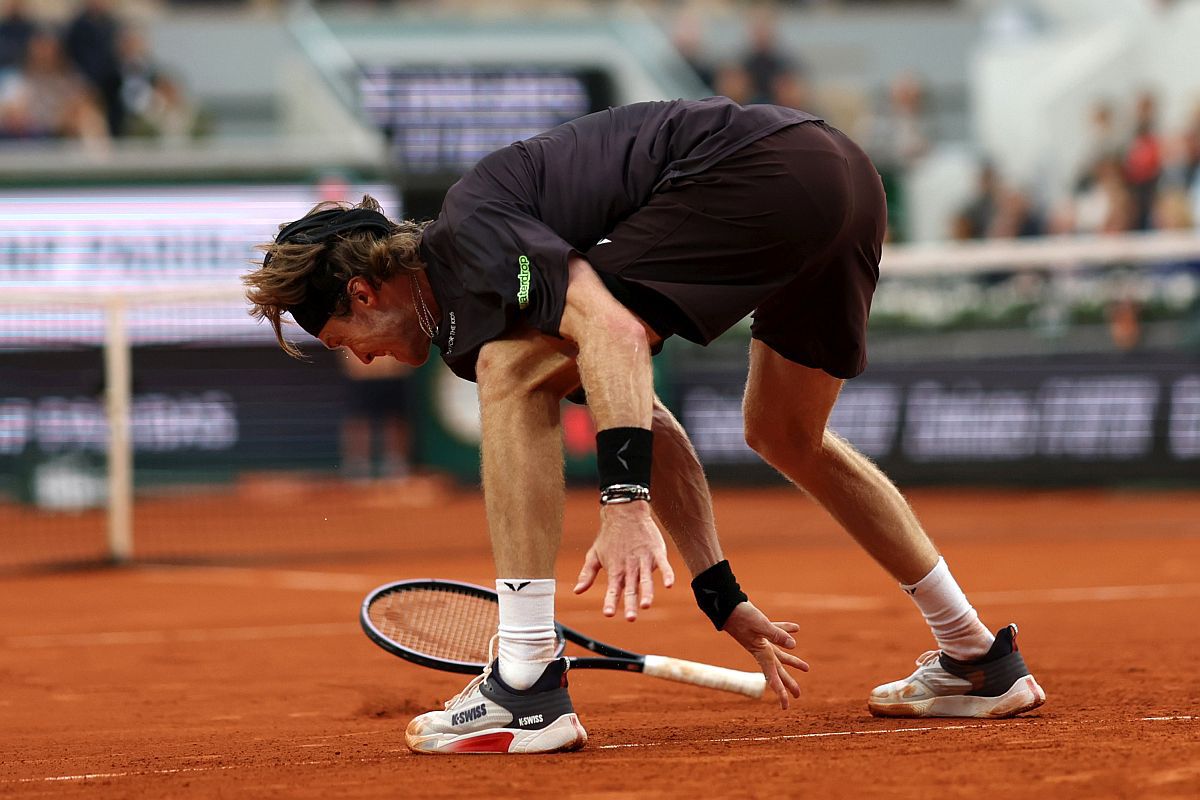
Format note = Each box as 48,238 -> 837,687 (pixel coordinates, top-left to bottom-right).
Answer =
722,602 -> 809,709
573,502 -> 675,621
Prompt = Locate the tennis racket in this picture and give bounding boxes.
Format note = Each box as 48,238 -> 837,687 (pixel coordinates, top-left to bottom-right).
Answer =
360,578 -> 766,699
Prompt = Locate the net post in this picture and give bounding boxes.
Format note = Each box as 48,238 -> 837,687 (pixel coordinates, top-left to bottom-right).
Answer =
104,296 -> 134,563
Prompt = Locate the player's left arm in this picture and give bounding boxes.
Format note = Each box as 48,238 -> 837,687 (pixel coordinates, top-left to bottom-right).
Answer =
557,255 -> 676,621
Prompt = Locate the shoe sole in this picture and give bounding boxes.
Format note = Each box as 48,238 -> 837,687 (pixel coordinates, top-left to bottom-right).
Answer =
406,713 -> 588,755
868,674 -> 1047,719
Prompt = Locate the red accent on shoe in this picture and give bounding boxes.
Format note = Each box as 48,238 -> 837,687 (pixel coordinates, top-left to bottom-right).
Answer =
445,732 -> 516,753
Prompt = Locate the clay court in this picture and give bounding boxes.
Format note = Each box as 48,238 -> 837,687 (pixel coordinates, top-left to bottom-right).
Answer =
2,486 -> 1198,798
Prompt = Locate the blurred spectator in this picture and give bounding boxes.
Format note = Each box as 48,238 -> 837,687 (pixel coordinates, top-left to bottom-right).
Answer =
340,357 -> 413,483
1070,155 -> 1135,234
1074,100 -> 1123,192
769,69 -> 813,113
0,28 -> 108,145
119,29 -> 201,143
990,187 -> 1043,238
63,0 -> 124,137
742,8 -> 801,105
1168,102 -> 1200,194
0,0 -> 33,72
670,11 -> 714,92
1153,188 -> 1194,232
859,71 -> 931,173
951,161 -> 1042,240
712,62 -> 754,106
1123,89 -> 1163,231
953,161 -> 1000,240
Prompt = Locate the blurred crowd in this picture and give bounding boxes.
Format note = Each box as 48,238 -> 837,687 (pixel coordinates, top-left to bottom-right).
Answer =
0,0 -> 201,147
953,92 -> 1199,241
670,7 -> 1198,241
674,8 -> 818,129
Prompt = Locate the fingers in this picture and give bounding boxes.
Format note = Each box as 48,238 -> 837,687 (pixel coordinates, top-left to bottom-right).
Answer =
637,556 -> 654,612
778,660 -> 802,700
603,572 -> 621,618
623,558 -> 641,621
573,550 -> 601,594
774,648 -> 811,672
764,623 -> 797,650
753,649 -> 793,710
658,553 -> 676,588
767,669 -> 790,710
757,649 -> 803,709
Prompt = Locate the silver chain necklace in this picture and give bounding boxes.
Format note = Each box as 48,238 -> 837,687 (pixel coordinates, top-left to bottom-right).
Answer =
410,273 -> 439,339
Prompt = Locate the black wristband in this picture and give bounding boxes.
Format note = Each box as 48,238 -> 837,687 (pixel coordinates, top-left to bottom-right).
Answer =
691,560 -> 748,631
596,427 -> 653,491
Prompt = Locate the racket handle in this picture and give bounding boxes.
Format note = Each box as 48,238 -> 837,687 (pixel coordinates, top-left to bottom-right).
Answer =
642,655 -> 767,699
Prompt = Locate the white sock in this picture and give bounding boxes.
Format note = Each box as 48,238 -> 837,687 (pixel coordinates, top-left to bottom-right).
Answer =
900,557 -> 994,661
495,578 -> 558,690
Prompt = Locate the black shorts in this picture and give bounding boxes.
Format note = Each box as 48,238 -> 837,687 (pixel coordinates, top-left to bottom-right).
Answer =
585,120 -> 885,379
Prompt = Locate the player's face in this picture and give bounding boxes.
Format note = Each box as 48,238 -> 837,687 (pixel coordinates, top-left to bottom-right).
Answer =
317,278 -> 432,367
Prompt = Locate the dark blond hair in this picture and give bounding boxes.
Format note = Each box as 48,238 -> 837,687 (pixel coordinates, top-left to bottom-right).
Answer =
244,194 -> 429,358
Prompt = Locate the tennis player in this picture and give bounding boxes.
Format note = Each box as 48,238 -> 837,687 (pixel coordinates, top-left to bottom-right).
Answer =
245,97 -> 1045,754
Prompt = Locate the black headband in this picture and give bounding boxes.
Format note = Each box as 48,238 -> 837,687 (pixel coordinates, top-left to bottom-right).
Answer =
267,208 -> 395,337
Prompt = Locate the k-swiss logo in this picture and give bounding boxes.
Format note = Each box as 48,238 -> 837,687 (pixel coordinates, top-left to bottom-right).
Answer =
451,703 -> 487,726
503,581 -> 531,592
518,714 -> 543,727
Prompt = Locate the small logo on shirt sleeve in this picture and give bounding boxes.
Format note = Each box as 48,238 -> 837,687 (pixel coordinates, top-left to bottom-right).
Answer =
517,255 -> 532,310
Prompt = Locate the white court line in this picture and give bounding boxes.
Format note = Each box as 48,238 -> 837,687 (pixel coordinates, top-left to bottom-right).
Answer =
3,718 -> 1192,784
596,723 -> 985,749
4,622 -> 355,649
597,715 -> 1197,750
10,762 -> 329,785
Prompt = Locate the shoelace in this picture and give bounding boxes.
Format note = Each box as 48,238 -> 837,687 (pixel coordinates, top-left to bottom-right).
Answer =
444,634 -> 499,711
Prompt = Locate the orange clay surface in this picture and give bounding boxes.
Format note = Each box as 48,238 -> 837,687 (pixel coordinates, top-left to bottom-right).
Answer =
2,486 -> 1199,799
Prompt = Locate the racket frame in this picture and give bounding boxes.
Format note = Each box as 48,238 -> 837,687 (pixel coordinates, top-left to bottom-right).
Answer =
360,579 -> 766,698
360,578 -> 649,675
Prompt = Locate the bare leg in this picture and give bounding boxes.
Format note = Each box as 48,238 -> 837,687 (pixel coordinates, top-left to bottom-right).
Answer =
477,338 -> 571,578
742,340 -> 938,585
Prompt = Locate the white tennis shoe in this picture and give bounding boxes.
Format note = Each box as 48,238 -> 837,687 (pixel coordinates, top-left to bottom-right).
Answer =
405,656 -> 587,755
868,624 -> 1046,719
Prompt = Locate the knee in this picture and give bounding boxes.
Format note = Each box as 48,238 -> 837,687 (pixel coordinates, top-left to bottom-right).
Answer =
476,345 -> 545,407
475,348 -> 518,403
744,411 -> 826,474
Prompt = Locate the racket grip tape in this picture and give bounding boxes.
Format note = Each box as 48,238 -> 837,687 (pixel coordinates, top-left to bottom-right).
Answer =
642,655 -> 767,699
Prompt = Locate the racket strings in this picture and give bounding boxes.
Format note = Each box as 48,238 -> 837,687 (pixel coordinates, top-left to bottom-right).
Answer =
366,586 -> 499,665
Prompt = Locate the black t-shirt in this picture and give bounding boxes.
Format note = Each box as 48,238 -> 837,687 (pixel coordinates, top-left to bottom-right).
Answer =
420,97 -> 819,381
